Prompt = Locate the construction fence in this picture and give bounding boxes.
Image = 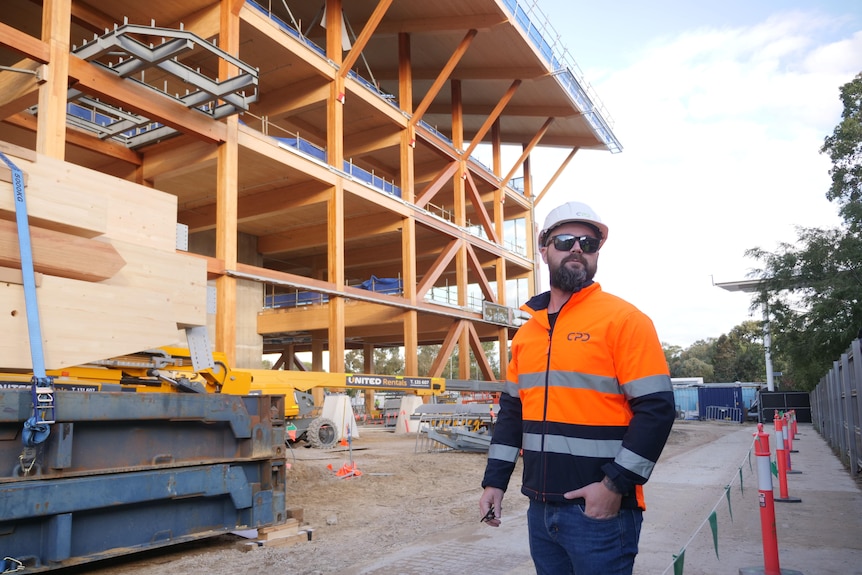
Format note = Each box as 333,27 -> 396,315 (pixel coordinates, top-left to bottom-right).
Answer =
810,337 -> 862,477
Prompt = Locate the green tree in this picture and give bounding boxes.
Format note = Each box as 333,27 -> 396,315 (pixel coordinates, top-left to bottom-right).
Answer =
747,73 -> 862,390
344,344 -> 500,379
416,343 -> 500,379
712,321 -> 766,383
662,343 -> 683,375
677,357 -> 714,381
343,348 -> 405,375
822,72 -> 862,229
665,339 -> 715,381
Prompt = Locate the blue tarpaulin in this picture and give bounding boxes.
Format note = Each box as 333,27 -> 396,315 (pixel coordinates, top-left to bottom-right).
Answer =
358,276 -> 402,295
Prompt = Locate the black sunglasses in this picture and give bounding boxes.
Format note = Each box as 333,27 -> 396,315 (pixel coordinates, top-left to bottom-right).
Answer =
547,234 -> 601,254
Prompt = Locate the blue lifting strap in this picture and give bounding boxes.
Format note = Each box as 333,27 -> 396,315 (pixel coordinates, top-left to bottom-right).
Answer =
0,151 -> 54,446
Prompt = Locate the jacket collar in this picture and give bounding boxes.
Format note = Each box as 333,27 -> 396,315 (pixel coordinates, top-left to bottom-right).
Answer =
521,281 -> 600,318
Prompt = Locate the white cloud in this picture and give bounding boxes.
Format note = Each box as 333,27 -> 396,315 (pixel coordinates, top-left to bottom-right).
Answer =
532,11 -> 860,346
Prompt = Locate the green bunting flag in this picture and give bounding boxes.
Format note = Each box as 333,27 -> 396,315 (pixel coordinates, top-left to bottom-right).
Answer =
673,549 -> 685,575
724,485 -> 733,522
708,511 -> 719,559
771,459 -> 779,477
738,467 -> 744,495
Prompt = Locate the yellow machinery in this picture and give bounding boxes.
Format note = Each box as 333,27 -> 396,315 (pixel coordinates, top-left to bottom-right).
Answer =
0,346 -> 445,448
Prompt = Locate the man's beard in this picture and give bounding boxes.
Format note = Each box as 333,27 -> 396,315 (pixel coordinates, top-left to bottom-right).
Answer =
549,256 -> 595,292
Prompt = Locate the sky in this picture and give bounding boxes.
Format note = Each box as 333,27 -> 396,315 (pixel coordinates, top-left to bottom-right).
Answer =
521,0 -> 862,348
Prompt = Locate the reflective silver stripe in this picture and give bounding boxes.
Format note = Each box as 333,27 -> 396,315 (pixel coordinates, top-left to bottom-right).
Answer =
504,379 -> 520,398
621,374 -> 672,399
518,371 -> 546,390
615,447 -> 656,479
523,432 -> 622,458
488,443 -> 520,463
519,370 -> 621,395
549,370 -> 620,394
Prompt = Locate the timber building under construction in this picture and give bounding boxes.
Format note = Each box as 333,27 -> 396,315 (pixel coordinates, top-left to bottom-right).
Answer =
0,0 -> 620,383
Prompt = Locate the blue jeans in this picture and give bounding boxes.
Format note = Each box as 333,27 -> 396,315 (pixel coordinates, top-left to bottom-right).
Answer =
527,500 -> 643,575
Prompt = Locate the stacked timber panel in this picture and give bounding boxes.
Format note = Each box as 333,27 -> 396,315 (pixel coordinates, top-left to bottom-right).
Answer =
0,141 -> 207,370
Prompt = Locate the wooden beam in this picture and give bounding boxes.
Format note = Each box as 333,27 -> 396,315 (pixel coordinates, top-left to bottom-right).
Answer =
464,242 -> 495,303
414,160 -> 458,209
0,60 -> 44,122
258,210 -> 402,255
181,1 -> 225,38
343,124 -> 400,157
494,133 -> 603,148
236,125 -> 336,182
180,180 -> 329,232
375,14 -> 505,35
339,0 -> 393,79
429,103 -> 575,117
428,320 -> 466,377
463,80 -> 521,159
69,1 -> 116,35
534,147 -> 579,208
0,22 -> 50,63
398,32 -> 413,115
3,112 -> 143,165
142,139 -> 218,182
416,237 -> 460,300
376,66 -> 544,81
466,321 -> 496,381
500,117 -> 555,190
464,170 -> 499,244
0,219 -> 125,282
256,78 -> 329,119
409,29 -> 477,128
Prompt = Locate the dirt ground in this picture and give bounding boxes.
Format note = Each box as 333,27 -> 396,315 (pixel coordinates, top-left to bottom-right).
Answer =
77,421 -> 731,575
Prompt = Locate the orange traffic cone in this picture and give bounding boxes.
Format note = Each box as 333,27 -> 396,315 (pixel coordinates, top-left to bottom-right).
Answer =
335,462 -> 362,478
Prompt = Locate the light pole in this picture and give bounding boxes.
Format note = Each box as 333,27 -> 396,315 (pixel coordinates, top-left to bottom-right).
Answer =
713,278 -> 775,392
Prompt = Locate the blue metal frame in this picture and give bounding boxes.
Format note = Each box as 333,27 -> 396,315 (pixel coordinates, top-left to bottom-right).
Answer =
0,390 -> 288,572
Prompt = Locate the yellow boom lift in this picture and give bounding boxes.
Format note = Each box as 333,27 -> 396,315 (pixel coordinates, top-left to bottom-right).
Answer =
0,346 -> 445,449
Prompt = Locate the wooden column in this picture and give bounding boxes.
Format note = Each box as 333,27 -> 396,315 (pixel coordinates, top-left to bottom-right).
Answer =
311,337 -> 325,406
496,254 -> 510,380
214,1 -> 241,365
399,31 -> 420,376
36,0 -> 71,159
363,343 -> 375,417
286,343 -> 296,370
328,182 -> 346,372
491,120 -> 502,175
322,0 -> 346,373
326,0 -> 345,168
450,80 -> 470,379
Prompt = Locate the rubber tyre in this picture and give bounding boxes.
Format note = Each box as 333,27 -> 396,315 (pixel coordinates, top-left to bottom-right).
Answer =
306,417 -> 338,449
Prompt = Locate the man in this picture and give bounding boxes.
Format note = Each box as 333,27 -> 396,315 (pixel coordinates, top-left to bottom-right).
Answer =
479,200 -> 676,575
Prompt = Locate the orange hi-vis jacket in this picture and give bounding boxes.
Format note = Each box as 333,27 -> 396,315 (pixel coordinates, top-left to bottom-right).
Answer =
482,282 -> 676,510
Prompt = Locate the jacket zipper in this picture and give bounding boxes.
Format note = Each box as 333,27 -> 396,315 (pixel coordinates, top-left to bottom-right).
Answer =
540,315 -> 553,496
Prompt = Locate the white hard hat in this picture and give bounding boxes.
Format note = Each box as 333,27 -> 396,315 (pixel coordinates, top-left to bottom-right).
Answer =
539,201 -> 609,247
